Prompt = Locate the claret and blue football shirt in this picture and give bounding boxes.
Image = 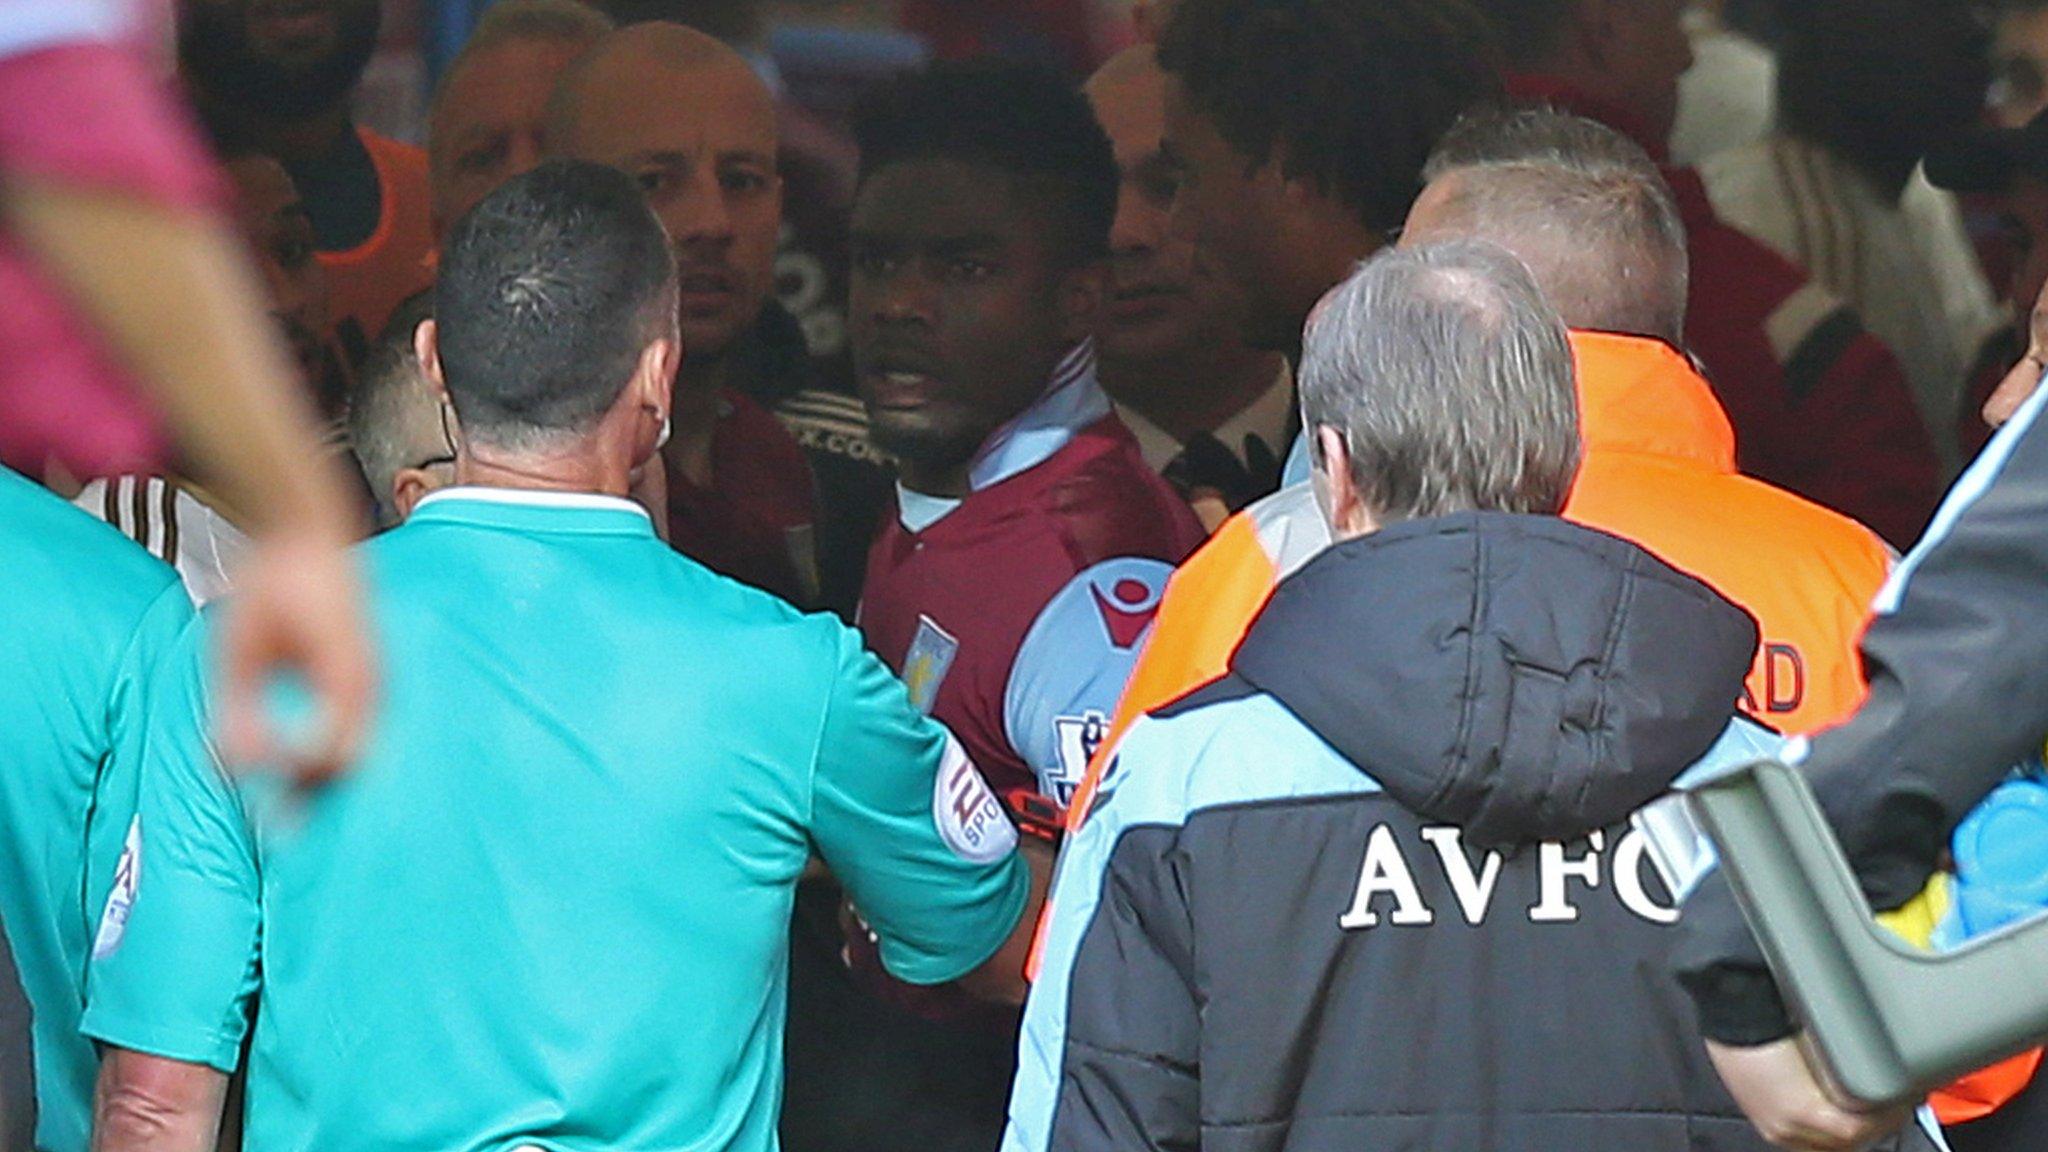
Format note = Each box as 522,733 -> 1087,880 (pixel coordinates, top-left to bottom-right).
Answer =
83,486 -> 1028,1152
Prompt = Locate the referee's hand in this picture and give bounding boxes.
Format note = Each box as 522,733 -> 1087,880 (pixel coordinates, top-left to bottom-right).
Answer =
1706,1037 -> 1912,1152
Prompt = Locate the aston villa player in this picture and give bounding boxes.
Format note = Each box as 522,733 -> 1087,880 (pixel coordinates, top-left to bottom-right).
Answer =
852,60 -> 1202,838
842,44 -> 1194,1046
838,58 -> 1202,1147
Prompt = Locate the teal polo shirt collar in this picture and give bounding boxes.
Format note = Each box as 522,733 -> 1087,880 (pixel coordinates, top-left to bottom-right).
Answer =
411,486 -> 655,537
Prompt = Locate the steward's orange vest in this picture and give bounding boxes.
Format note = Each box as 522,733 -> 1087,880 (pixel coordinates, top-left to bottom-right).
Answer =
1065,330 -> 1892,829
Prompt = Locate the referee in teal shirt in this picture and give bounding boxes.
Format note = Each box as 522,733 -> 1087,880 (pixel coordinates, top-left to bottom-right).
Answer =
0,466 -> 189,1152
82,161 -> 1039,1152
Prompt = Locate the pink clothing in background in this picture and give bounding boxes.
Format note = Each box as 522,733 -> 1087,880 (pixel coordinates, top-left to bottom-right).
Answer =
0,34 -> 224,475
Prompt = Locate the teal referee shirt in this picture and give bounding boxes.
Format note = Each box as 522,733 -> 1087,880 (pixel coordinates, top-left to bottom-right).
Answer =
82,487 -> 1030,1152
0,466 -> 189,1152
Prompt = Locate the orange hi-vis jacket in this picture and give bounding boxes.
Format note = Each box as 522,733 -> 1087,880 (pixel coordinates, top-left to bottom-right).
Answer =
1062,330 -> 1893,831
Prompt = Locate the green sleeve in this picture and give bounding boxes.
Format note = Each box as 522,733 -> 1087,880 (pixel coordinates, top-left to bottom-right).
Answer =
81,612 -> 260,1073
808,626 -> 1029,986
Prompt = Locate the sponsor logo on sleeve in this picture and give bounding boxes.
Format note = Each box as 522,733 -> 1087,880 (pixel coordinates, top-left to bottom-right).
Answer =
92,816 -> 142,959
1088,576 -> 1163,650
933,735 -> 1018,864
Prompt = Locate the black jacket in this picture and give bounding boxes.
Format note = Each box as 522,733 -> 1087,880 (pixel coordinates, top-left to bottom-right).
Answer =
1005,512 -> 1919,1151
1673,374 -> 2048,1147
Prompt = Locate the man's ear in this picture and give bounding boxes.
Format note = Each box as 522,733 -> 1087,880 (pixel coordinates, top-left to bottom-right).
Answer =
413,318 -> 450,403
1057,259 -> 1109,345
391,467 -> 440,523
634,332 -> 681,413
1313,424 -> 1377,539
626,333 -> 681,462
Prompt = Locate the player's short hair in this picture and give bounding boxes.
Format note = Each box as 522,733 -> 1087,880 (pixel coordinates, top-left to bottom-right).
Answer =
1301,239 -> 1579,523
853,59 -> 1119,266
1156,0 -> 1502,236
434,160 -> 677,449
348,291 -> 440,529
1419,106 -> 1688,341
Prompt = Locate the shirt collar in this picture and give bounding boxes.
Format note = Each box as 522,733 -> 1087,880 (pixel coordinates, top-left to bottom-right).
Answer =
412,485 -> 655,533
966,341 -> 1110,491
1116,360 -> 1296,473
896,341 -> 1110,530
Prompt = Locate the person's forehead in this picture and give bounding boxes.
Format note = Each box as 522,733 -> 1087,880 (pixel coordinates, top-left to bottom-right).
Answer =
566,50 -> 777,159
853,158 -> 1042,240
438,38 -> 587,132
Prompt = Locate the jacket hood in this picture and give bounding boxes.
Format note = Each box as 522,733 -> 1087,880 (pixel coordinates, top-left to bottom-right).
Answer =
1231,512 -> 1757,846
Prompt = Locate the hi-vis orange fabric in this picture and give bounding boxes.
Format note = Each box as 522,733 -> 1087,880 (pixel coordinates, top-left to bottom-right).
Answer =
316,129 -> 434,356
1060,330 -> 1893,840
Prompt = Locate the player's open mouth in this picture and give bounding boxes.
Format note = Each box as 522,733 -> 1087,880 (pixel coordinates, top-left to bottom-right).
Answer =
864,355 -> 947,408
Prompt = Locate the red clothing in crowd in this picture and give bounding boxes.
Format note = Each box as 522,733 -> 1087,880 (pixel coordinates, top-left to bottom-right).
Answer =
1507,76 -> 1942,547
664,389 -> 822,608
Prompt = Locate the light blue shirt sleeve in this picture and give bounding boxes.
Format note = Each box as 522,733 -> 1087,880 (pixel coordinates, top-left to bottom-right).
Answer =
809,625 -> 1030,986
1002,557 -> 1174,811
81,614 -> 260,1073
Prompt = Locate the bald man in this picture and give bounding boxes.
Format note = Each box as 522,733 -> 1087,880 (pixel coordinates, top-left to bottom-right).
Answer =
1086,46 -> 1289,528
550,22 -> 890,615
427,0 -> 612,236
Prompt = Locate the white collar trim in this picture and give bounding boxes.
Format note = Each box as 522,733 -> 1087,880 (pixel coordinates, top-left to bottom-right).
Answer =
415,485 -> 651,522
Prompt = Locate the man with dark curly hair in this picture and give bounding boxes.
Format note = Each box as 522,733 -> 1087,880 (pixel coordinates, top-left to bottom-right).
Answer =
1154,0 -> 1501,356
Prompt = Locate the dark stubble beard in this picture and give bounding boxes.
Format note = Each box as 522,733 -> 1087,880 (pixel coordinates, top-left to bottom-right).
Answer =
179,1 -> 383,120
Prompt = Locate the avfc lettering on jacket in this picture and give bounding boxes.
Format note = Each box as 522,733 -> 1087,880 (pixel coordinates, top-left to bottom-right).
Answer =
1005,557 -> 1171,812
1337,822 -> 1681,930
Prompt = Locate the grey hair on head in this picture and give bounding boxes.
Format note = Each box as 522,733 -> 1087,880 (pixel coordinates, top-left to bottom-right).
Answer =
1299,238 -> 1580,524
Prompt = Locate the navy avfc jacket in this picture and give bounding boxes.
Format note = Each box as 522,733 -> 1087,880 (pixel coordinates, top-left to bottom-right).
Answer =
1007,512 -> 1940,1152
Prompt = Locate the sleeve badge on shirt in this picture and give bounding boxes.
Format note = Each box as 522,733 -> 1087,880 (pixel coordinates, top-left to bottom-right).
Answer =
903,615 -> 959,715
92,816 -> 142,960
1045,709 -> 1111,809
932,733 -> 1018,864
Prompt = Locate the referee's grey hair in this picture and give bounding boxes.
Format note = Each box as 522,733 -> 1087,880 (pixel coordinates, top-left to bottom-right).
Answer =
1300,239 -> 1579,524
1415,106 -> 1688,342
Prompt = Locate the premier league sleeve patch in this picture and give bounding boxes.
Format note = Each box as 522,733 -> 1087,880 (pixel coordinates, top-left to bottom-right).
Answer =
1004,557 -> 1173,810
92,816 -> 142,960
932,732 -> 1018,864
